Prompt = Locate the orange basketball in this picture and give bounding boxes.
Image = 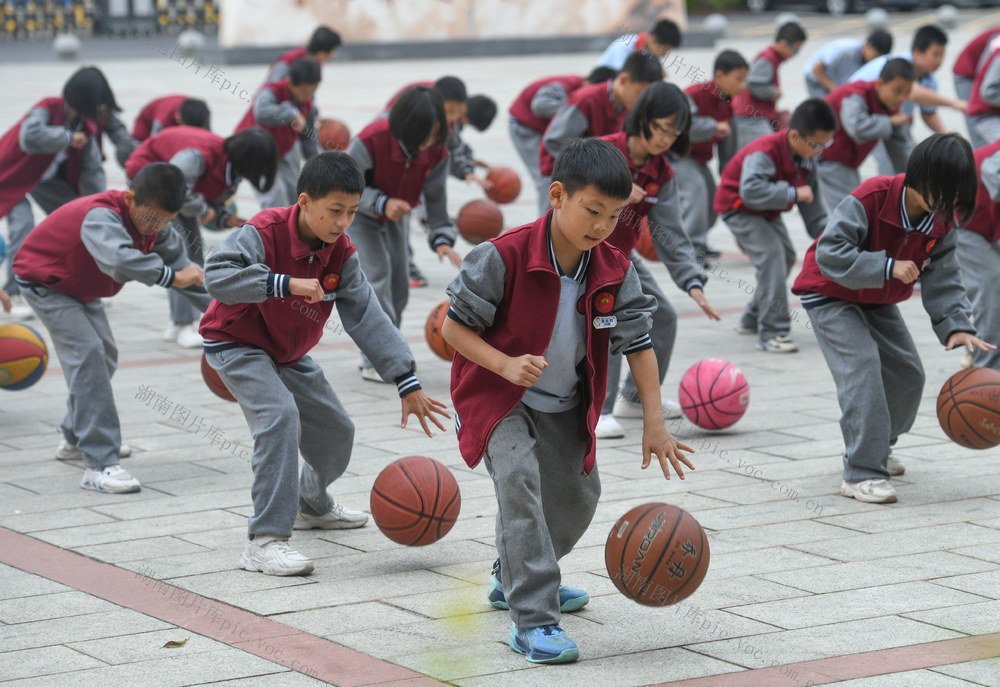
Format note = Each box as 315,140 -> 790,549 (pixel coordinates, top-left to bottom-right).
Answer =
317,118 -> 351,151
485,166 -> 521,204
370,456 -> 461,546
456,199 -> 503,245
636,216 -> 657,261
937,367 -> 1000,449
425,301 -> 455,361
201,352 -> 236,402
605,503 -> 710,607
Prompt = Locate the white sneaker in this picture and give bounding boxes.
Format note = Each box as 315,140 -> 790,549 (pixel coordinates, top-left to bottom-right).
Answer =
80,465 -> 141,493
240,536 -> 314,576
841,479 -> 897,503
294,503 -> 369,530
175,323 -> 203,349
163,322 -> 181,342
613,397 -> 683,420
887,454 -> 905,476
6,294 -> 35,320
595,414 -> 625,439
758,335 -> 799,353
360,366 -> 388,383
56,438 -> 132,460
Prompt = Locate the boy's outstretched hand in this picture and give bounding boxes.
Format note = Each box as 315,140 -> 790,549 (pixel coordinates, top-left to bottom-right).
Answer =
641,423 -> 695,480
689,287 -> 720,321
400,390 -> 451,437
946,332 -> 997,354
436,244 -> 462,268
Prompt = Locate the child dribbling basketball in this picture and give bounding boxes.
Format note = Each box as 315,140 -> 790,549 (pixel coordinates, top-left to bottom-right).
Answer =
442,138 -> 694,664
792,134 -> 996,504
200,151 -> 451,576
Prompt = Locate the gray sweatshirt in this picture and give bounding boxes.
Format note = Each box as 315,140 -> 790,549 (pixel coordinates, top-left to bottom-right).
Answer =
20,107 -> 105,193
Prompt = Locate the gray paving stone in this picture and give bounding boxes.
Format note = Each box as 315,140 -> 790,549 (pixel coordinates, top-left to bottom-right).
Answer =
73,536 -> 211,564
951,543 -> 1000,564
932,570 -> 1000,600
789,523 -> 1000,562
825,670 -> 983,686
707,520 -> 856,555
0,590 -> 120,624
759,551 -> 999,593
706,546 -> 836,579
273,600 -> 426,637
0,645 -> 106,681
688,616 -> 963,669
86,489 -> 253,520
932,659 -> 1000,686
681,574 -> 812,610
201,672 -> 331,686
727,581 -> 987,629
0,565 -> 70,600
32,510 -> 249,548
817,499 -> 1000,534
67,628 -> 229,664
168,568 -> 316,602
0,507 -> 117,533
904,599 -> 1000,635
0,608 -> 171,653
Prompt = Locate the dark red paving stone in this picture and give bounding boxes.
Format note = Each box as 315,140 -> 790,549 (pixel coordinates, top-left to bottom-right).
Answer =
0,528 -> 447,686
654,632 -> 1000,686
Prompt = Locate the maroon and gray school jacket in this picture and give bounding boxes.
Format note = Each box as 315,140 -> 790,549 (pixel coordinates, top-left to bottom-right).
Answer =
600,131 -> 706,294
540,80 -> 627,176
714,131 -> 810,221
12,190 -> 201,305
685,81 -> 734,165
732,46 -> 785,122
235,80 -> 317,159
953,27 -> 1000,80
792,174 -> 975,343
820,81 -> 897,169
446,213 -> 655,473
509,75 -> 587,134
383,80 -> 476,181
265,47 -> 314,84
0,97 -> 106,218
131,95 -> 188,142
200,204 -> 421,394
347,117 -> 456,249
966,42 -> 1000,118
962,139 -> 1000,243
124,126 -> 237,229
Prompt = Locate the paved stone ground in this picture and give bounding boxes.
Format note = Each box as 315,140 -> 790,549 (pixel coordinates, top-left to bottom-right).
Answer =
1,9 -> 999,686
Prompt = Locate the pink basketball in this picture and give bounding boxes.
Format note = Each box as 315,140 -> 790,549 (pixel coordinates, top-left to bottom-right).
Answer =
678,359 -> 749,430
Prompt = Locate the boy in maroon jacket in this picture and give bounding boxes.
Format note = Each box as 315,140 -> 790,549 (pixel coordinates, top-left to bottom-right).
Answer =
113,95 -> 210,166
732,22 -> 806,149
715,99 -> 834,353
236,58 -> 321,208
13,163 -> 208,492
443,139 -> 694,664
201,152 -> 449,576
792,134 -> 994,504
264,25 -> 341,84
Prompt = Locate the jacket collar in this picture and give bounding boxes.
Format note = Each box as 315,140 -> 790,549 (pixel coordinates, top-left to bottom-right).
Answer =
285,204 -> 340,265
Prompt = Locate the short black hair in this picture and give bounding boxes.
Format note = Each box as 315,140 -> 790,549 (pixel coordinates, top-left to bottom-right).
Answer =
63,66 -> 121,121
289,57 -> 321,86
650,19 -> 681,48
132,162 -> 185,213
307,26 -> 341,54
586,66 -> 618,84
867,29 -> 893,56
434,76 -> 467,103
178,98 -> 211,130
789,98 -> 837,137
465,95 -> 497,131
879,57 -> 916,83
905,133 -> 977,224
623,81 -> 691,157
714,49 -> 749,74
224,127 -> 279,192
913,24 -> 947,53
389,86 -> 449,154
775,22 -> 807,45
297,151 -> 364,198
552,138 -> 632,201
621,50 -> 665,85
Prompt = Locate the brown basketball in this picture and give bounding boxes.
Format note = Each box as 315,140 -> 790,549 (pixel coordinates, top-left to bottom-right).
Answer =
317,118 -> 351,151
201,352 -> 236,403
425,301 -> 455,361
605,503 -> 710,607
370,456 -> 461,546
456,199 -> 503,245
485,166 -> 521,204
937,367 -> 1000,449
636,216 -> 658,261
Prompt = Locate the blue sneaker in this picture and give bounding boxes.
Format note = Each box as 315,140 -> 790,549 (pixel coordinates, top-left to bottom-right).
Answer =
508,623 -> 579,663
487,558 -> 590,612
